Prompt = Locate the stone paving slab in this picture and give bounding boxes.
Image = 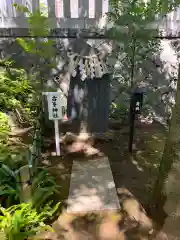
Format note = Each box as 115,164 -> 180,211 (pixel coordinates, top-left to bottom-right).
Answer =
67,157 -> 120,213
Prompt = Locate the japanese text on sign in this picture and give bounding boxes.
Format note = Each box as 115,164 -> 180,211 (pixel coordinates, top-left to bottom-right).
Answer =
46,92 -> 67,120
52,96 -> 58,118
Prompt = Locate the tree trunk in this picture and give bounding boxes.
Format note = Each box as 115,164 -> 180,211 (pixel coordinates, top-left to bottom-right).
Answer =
152,63 -> 180,206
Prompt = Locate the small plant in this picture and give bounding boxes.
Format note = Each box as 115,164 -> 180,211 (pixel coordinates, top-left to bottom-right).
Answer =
13,3 -> 56,76
0,112 -> 10,143
0,202 -> 59,240
0,62 -> 33,112
0,163 -> 60,208
31,167 -> 60,209
0,163 -> 21,207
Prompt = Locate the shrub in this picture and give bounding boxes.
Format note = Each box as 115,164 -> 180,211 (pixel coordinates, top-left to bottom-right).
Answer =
0,112 -> 10,143
0,163 -> 21,207
109,102 -> 129,120
31,167 -> 60,209
0,164 -> 60,208
0,202 -> 60,240
0,64 -> 33,112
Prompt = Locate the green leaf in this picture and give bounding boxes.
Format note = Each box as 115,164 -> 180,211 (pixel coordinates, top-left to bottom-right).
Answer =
0,203 -> 55,240
12,4 -> 29,13
16,38 -> 31,52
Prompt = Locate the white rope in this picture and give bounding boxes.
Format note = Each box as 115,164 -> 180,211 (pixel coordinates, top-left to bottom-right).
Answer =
68,52 -> 109,80
67,52 -> 102,60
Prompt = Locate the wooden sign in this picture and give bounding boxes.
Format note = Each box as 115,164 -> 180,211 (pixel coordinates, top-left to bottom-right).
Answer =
43,91 -> 67,156
46,92 -> 67,120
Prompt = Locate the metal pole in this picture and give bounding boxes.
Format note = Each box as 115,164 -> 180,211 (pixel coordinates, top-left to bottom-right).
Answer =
128,34 -> 136,153
128,99 -> 135,153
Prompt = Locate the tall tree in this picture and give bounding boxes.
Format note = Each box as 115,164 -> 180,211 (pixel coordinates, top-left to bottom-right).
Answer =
108,0 -> 180,207
108,0 -> 180,116
152,63 -> 180,205
13,4 -> 59,136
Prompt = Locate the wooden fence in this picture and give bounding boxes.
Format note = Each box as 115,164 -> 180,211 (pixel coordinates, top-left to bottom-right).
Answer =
0,0 -> 109,28
0,0 -> 180,36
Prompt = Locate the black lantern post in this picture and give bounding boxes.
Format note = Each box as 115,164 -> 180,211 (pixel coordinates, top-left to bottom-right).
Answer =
128,86 -> 145,153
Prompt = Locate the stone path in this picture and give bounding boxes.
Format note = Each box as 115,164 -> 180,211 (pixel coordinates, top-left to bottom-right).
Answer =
66,156 -> 120,213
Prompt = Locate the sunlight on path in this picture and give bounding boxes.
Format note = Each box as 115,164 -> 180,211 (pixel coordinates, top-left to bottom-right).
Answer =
67,157 -> 120,213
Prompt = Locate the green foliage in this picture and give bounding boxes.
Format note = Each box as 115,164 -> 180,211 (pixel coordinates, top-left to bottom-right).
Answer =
0,110 -> 33,171
0,112 -> 9,143
109,102 -> 128,120
0,113 -> 11,171
13,3 -> 50,36
0,7 -> 61,238
109,0 -> 180,23
0,60 -> 34,112
107,0 -> 180,81
107,0 -> 180,115
0,163 -> 21,207
0,142 -> 28,171
13,4 -> 56,69
13,3 -> 57,130
108,0 -> 162,85
0,163 -> 59,208
31,167 -> 60,209
0,58 -> 39,128
0,202 -> 59,240
0,145 -> 11,162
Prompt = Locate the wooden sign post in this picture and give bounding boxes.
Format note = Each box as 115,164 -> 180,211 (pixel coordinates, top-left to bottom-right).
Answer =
128,89 -> 144,153
43,91 -> 67,156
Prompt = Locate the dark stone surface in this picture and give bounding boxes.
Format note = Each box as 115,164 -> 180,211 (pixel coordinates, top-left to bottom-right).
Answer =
67,73 -> 110,133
